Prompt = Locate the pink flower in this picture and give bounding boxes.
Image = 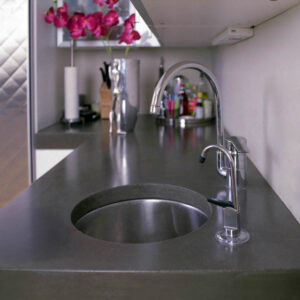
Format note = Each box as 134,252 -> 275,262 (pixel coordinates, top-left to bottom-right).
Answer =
68,22 -> 84,38
103,10 -> 119,27
92,23 -> 107,37
85,12 -> 107,37
71,12 -> 85,22
106,0 -> 118,9
80,14 -> 98,31
93,0 -> 104,7
67,13 -> 86,39
57,3 -> 68,15
101,26 -> 108,36
54,12 -> 68,28
119,13 -> 140,44
45,7 -> 55,24
119,30 -> 140,45
124,13 -> 136,32
93,11 -> 103,22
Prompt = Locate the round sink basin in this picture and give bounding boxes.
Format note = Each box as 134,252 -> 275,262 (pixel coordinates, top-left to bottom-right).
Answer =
71,184 -> 211,244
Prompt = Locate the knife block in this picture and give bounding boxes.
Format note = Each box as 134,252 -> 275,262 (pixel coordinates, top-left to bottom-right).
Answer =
99,83 -> 112,119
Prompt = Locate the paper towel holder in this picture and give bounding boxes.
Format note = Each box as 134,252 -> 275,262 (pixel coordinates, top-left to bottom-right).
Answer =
61,41 -> 82,125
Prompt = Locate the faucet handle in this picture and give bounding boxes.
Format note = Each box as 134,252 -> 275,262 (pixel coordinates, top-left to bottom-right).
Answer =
207,198 -> 234,208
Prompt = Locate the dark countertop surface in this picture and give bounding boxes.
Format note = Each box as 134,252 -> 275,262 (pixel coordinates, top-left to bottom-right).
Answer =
0,115 -> 299,299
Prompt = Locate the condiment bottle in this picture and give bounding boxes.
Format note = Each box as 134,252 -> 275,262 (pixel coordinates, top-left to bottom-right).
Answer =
189,85 -> 198,116
195,92 -> 204,119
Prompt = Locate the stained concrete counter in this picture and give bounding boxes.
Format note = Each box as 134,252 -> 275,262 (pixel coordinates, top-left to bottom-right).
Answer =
0,116 -> 299,299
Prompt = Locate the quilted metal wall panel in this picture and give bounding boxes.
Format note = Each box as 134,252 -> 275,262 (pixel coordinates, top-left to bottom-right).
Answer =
0,0 -> 28,205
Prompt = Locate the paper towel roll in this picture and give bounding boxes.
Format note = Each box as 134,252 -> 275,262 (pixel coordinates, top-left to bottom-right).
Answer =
64,66 -> 79,120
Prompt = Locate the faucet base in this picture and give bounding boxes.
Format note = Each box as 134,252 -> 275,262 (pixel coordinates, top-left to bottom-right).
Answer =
215,228 -> 250,246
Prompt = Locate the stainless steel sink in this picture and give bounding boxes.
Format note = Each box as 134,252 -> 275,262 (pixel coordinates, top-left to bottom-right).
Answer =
71,184 -> 211,244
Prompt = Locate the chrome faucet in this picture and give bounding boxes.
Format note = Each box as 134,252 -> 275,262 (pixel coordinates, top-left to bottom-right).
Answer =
150,61 -> 249,245
150,61 -> 227,177
200,144 -> 250,245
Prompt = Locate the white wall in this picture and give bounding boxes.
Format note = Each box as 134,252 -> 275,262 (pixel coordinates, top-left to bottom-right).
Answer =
75,48 -> 213,113
213,5 -> 300,222
33,0 -> 69,131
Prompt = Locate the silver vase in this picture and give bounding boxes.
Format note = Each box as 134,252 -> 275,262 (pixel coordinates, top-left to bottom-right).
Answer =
109,58 -> 140,134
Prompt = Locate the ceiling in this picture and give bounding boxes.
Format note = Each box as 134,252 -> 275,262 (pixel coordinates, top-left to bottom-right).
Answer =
138,0 -> 300,47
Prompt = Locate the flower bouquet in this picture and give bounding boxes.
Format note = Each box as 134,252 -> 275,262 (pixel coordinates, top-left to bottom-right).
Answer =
45,0 -> 141,59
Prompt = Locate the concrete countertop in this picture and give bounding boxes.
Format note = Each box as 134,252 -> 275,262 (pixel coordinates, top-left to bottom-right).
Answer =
0,115 -> 299,299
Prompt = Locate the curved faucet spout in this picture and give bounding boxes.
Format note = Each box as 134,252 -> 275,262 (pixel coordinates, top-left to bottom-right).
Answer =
150,61 -> 227,177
